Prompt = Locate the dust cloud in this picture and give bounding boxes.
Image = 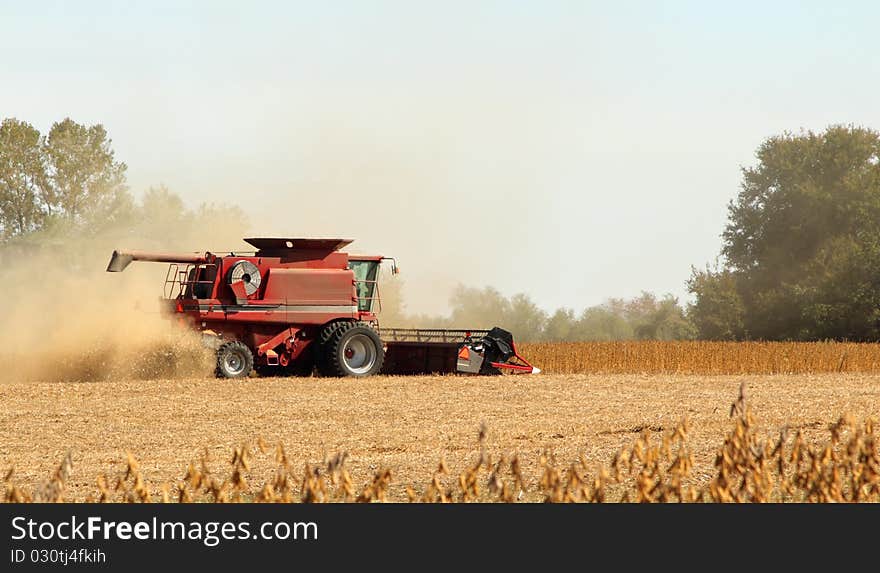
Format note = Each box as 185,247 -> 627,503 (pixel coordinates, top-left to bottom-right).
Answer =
0,201 -> 249,382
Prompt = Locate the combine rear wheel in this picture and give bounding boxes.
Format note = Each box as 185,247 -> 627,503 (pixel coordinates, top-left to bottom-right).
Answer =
317,321 -> 384,377
215,341 -> 254,379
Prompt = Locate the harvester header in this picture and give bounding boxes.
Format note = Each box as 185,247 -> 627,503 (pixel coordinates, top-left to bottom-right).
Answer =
106,237 -> 538,378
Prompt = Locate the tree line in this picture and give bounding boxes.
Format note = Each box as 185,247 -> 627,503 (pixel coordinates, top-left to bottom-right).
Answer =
378,281 -> 695,343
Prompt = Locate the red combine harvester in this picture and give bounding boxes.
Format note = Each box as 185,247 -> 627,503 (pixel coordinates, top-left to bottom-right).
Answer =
106,238 -> 538,378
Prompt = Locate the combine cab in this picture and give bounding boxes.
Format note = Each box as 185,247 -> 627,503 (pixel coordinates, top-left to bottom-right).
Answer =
107,237 -> 538,378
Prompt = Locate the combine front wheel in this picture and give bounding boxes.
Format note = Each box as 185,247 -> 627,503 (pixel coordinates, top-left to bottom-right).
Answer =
215,341 -> 254,379
318,322 -> 384,377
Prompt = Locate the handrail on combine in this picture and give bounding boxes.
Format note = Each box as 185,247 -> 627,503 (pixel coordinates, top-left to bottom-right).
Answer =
354,278 -> 382,313
163,262 -> 218,299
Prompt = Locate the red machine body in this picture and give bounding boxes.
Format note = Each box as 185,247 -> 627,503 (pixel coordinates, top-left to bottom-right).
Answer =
107,237 -> 538,378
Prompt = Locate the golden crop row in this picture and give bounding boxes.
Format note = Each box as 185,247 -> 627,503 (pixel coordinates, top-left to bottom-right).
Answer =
519,340 -> 880,375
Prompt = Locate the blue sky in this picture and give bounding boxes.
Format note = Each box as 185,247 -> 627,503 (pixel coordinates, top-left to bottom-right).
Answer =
2,1 -> 878,313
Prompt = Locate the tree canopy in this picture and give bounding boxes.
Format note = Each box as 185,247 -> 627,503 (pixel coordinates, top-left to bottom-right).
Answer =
690,125 -> 880,340
0,117 -> 132,240
0,119 -> 47,239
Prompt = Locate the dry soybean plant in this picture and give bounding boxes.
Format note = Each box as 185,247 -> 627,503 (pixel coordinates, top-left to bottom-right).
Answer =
521,340 -> 880,375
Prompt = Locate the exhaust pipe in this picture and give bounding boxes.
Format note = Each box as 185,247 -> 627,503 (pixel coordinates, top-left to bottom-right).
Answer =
106,250 -> 210,272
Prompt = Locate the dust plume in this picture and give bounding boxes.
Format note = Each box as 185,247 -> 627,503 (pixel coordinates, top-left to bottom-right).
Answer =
0,193 -> 250,382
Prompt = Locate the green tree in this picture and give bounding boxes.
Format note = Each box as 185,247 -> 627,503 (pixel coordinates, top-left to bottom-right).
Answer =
448,285 -> 511,329
504,293 -> 548,342
568,293 -> 695,341
686,266 -> 745,340
140,185 -> 189,230
0,119 -> 48,239
696,125 -> 880,340
544,308 -> 576,341
628,293 -> 697,340
43,118 -> 130,226
573,302 -> 633,340
446,286 -> 550,341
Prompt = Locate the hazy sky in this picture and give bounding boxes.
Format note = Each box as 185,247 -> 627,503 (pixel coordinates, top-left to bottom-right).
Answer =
2,1 -> 878,314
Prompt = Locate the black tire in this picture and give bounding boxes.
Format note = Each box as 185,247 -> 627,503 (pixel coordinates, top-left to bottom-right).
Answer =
215,341 -> 254,379
315,321 -> 351,375
317,321 -> 384,377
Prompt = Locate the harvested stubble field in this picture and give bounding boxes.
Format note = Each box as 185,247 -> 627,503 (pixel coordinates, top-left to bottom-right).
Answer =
2,371 -> 879,502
